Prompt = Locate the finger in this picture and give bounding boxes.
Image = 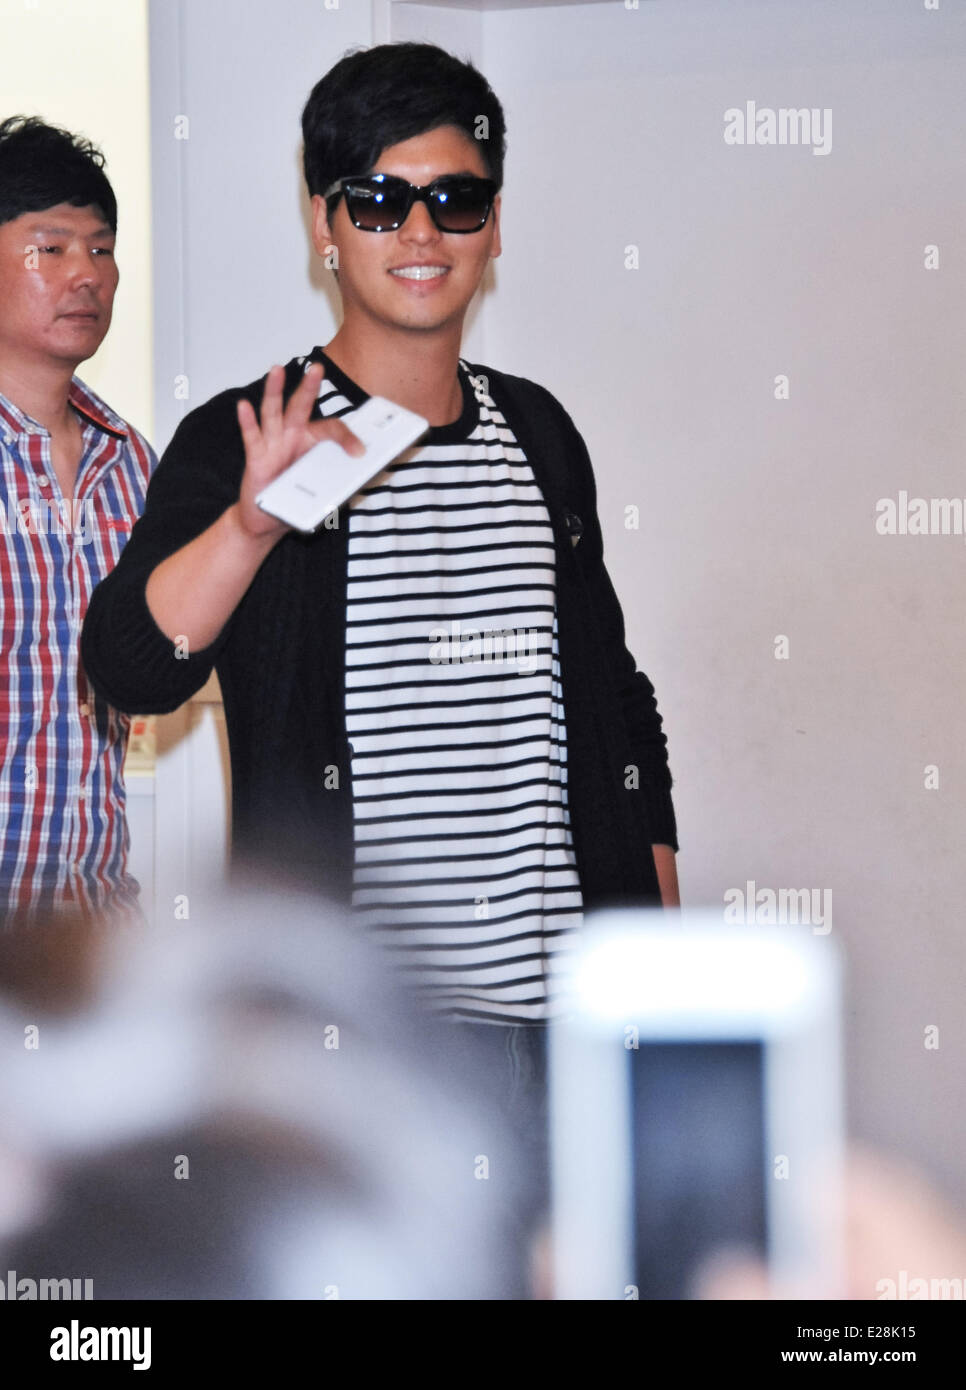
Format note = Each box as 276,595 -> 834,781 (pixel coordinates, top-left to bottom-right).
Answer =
285,360 -> 325,430
300,359 -> 325,392
308,417 -> 366,457
236,398 -> 263,458
260,364 -> 285,441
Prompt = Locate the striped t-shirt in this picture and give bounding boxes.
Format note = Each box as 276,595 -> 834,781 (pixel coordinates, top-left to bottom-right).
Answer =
311,352 -> 583,1024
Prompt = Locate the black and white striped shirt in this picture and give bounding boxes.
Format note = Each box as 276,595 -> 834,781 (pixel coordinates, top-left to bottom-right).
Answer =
315,354 -> 583,1023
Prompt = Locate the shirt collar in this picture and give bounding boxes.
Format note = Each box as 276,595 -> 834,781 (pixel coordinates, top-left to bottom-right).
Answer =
68,377 -> 129,438
0,376 -> 128,441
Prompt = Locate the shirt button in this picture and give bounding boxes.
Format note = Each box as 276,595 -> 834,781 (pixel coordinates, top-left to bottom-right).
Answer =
79,703 -> 91,717
78,789 -> 87,801
37,476 -> 51,488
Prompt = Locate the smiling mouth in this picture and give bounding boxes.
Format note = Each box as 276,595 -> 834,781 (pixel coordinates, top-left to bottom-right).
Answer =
388,266 -> 449,281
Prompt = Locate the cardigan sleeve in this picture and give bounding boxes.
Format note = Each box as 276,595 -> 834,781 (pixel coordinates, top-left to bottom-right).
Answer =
81,390 -> 247,714
564,408 -> 679,852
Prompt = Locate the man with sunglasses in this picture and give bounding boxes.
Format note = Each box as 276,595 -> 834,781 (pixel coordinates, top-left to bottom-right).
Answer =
83,41 -> 678,1285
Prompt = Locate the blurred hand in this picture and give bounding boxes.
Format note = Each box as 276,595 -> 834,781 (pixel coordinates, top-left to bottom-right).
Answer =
695,1143 -> 966,1299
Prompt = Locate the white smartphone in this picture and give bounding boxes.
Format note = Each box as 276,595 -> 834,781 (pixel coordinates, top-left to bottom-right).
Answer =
255,395 -> 429,532
550,910 -> 844,1300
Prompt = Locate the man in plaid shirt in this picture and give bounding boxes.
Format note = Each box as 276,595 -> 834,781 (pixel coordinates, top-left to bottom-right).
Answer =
0,117 -> 155,924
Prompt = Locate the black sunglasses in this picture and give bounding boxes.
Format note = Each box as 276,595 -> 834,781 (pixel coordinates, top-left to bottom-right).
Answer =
322,172 -> 497,234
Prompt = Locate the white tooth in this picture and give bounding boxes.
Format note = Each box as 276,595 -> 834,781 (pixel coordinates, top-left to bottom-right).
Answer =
390,266 -> 448,281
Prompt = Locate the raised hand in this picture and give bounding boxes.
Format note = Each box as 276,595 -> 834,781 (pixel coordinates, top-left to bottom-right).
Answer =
234,361 -> 364,539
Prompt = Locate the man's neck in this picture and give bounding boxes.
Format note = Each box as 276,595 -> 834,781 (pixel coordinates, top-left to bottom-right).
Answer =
321,325 -> 465,427
0,355 -> 77,435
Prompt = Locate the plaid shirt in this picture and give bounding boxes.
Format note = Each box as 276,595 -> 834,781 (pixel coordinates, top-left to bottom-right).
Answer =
0,377 -> 156,922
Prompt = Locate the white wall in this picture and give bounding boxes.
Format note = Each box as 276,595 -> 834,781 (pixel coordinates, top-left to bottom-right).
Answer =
147,0 -> 966,1203
149,0 -> 371,449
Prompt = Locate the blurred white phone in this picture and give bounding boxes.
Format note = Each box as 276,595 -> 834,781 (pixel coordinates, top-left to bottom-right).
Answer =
255,395 -> 428,532
550,910 -> 844,1299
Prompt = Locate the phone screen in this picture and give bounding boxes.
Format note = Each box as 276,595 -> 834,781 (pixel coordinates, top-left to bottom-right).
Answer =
629,1041 -> 767,1298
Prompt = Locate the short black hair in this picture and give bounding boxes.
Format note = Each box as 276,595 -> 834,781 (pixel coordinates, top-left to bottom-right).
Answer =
301,42 -> 507,209
0,116 -> 117,232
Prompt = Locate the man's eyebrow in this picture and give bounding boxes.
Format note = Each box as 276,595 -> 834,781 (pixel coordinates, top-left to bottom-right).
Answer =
27,223 -> 115,238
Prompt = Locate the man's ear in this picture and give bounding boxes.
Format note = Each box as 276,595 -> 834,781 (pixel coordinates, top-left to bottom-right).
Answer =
489,192 -> 502,261
311,193 -> 337,259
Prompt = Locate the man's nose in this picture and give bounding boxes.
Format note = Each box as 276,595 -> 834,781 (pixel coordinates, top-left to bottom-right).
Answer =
66,250 -> 102,288
399,198 -> 439,239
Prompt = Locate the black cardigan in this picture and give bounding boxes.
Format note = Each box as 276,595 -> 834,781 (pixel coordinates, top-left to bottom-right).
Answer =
81,353 -> 678,910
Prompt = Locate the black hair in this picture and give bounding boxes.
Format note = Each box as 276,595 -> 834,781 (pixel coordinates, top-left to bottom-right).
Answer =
301,42 -> 507,211
0,116 -> 117,232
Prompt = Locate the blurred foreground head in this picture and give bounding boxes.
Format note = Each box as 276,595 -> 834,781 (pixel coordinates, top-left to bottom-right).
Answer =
0,888 -> 529,1299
